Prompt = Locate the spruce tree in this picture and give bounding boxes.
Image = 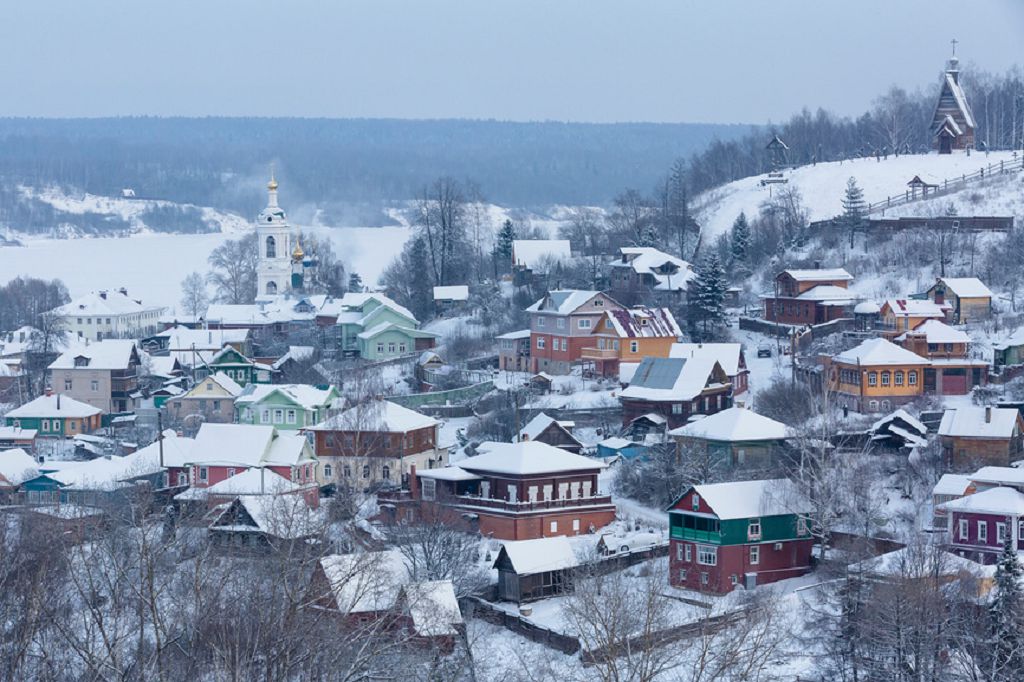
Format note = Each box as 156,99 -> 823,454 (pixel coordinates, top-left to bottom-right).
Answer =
989,536 -> 1024,681
348,271 -> 363,293
688,253 -> 726,340
408,236 -> 434,321
841,177 -> 866,249
493,219 -> 516,275
730,212 -> 750,266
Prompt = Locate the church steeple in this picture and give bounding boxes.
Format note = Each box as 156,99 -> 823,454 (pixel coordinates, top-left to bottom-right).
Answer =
267,167 -> 279,208
947,38 -> 960,84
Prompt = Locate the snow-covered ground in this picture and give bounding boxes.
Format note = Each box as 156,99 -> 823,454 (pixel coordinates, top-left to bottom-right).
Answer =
0,224 -> 411,306
693,149 -> 1020,243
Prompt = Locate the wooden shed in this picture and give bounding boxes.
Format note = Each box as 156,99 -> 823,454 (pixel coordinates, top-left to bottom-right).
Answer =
493,536 -> 580,603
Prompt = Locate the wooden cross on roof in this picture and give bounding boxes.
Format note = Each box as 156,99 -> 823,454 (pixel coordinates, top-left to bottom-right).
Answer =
950,38 -> 958,57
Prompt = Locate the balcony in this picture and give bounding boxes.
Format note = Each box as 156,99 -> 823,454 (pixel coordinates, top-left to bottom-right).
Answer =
580,347 -> 618,360
670,527 -> 723,543
452,494 -> 613,513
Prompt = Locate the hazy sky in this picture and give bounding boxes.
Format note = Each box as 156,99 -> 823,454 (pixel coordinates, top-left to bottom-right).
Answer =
3,0 -> 1021,123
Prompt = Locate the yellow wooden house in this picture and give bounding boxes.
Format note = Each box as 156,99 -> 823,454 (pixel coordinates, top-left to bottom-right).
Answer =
926,277 -> 993,324
827,338 -> 929,413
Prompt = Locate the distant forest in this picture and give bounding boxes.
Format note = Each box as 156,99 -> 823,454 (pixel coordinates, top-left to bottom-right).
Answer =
0,118 -> 751,217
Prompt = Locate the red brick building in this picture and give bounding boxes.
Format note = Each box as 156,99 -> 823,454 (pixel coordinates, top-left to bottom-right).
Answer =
763,268 -> 855,325
526,290 -> 624,375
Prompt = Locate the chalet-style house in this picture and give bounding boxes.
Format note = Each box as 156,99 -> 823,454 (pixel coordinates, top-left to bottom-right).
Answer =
48,339 -> 141,413
235,383 -> 339,430
938,406 -> 1024,470
926,277 -> 993,324
879,299 -> 947,335
5,392 -> 102,437
618,356 -> 732,429
433,285 -> 469,315
207,493 -> 323,549
763,268 -> 855,325
608,246 -> 695,303
165,372 -> 243,427
895,320 -> 987,395
494,536 -> 580,603
667,479 -> 812,593
496,329 -> 531,372
316,292 -> 437,360
173,423 -> 319,507
670,342 -> 749,395
50,289 -> 164,341
582,307 -> 681,377
938,487 -> 1024,564
518,412 -> 583,454
668,407 -> 790,470
526,290 -> 624,375
200,346 -> 273,386
931,51 -> 975,153
993,327 -> 1024,369
309,400 -> 447,487
826,338 -> 929,413
395,440 -> 615,541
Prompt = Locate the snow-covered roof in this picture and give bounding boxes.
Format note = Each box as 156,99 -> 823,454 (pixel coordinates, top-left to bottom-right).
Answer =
938,486 -> 1024,516
0,426 -> 37,440
854,301 -> 880,315
199,372 -> 245,397
496,329 -> 531,341
271,345 -> 316,370
882,299 -> 946,318
51,290 -> 162,317
795,284 -> 857,303
896,319 -> 970,345
313,400 -> 438,434
432,285 -> 470,302
0,448 -> 39,487
186,423 -> 313,467
49,339 -> 137,370
355,321 -> 437,341
416,466 -> 482,482
668,407 -> 790,442
461,441 -> 606,476
320,549 -> 408,614
157,326 -> 250,349
6,393 -> 101,419
872,409 -> 928,436
937,277 -> 992,299
942,72 -> 976,129
512,239 -> 571,269
933,473 -> 974,497
680,479 -> 808,519
611,247 -> 696,291
496,536 -> 579,575
850,544 -> 987,579
402,581 -> 463,636
938,407 -> 1020,439
519,412 -> 575,442
210,494 -> 322,539
177,468 -> 302,501
669,343 -> 743,376
619,356 -> 724,402
598,436 -> 636,450
970,466 -> 1024,487
145,355 -> 182,378
526,290 -> 604,315
833,338 -> 928,366
235,383 -> 336,410
604,307 -> 681,338
781,268 -> 852,282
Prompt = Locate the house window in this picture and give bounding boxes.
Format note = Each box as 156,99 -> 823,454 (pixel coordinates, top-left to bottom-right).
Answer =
206,382 -> 213,391
676,544 -> 684,561
630,341 -> 639,353
273,409 -> 284,423
978,521 -> 988,542
685,544 -> 692,562
572,519 -> 580,532
697,545 -> 717,566
323,464 -> 333,479
561,338 -> 568,351
64,378 -> 72,390
265,235 -> 276,258
671,403 -> 683,415
388,342 -> 396,354
909,371 -> 917,385
227,468 -> 236,478
679,569 -> 687,581
177,472 -> 187,486
578,319 -> 592,329
797,517 -> 808,536
543,484 -> 553,501
550,521 -> 558,533
895,371 -> 904,386
700,572 -> 709,585
730,574 -> 739,585
997,522 -> 1007,544
343,465 -> 351,477
69,421 -> 77,431
748,519 -> 761,539
867,372 -> 877,386
399,343 -> 406,353
959,519 -> 969,540
286,409 -> 296,424
382,466 -> 390,480
750,546 -> 760,565
377,343 -> 385,354
42,420 -> 50,432
537,337 -> 546,349
556,318 -> 565,329
52,420 -> 60,431
422,478 -> 436,500
692,494 -> 700,511
881,371 -> 890,387
362,465 -> 370,478
582,480 -> 592,497
869,400 -> 879,411
261,410 -> 270,424
212,401 -> 220,410
199,467 -> 208,482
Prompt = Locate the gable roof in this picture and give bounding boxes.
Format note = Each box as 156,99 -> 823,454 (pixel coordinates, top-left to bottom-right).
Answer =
969,466 -> 1024,487
49,340 -> 138,370
186,423 -> 313,467
668,407 -> 790,442
52,290 -> 162,317
611,247 -> 696,291
196,372 -> 244,397
458,441 -> 606,476
210,494 -> 322,539
313,400 -> 438,434
6,393 -> 102,419
619,356 -> 724,402
872,409 -> 928,437
319,549 -> 408,614
495,536 -> 579,575
604,307 -> 682,338
519,412 -> 578,443
235,383 -> 336,410
0,448 -> 39,487
177,467 -> 302,500
932,71 -> 976,131
936,277 -> 993,299
781,268 -> 852,282
157,326 -> 250,349
938,486 -> 1024,516
896,319 -> 970,345
795,284 -> 857,303
673,479 -> 809,519
882,299 -> 947,318
938,407 -> 1020,440
833,338 -> 929,366
669,343 -> 744,376
512,239 -> 572,269
933,473 -> 974,497
401,581 -> 463,636
355,321 -> 438,341
526,290 -> 612,316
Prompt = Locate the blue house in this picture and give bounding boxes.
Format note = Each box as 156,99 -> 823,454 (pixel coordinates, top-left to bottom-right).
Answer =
596,436 -> 648,460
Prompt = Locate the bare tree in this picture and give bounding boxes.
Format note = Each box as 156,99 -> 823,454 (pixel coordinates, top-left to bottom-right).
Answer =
415,177 -> 468,286
180,271 -> 209,319
207,233 -> 258,304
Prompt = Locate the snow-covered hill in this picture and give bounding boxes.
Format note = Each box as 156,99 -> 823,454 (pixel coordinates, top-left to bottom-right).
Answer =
693,150 -> 1021,243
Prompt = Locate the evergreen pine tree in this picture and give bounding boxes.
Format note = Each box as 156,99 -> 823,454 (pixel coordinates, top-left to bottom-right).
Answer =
493,219 -> 516,276
988,536 -> 1024,681
638,222 -> 660,248
408,236 -> 434,320
729,212 -> 750,266
688,253 -> 726,340
841,177 -> 866,249
348,271 -> 363,292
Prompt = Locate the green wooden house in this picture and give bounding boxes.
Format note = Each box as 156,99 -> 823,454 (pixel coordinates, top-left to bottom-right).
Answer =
357,323 -> 438,361
235,383 -> 340,430
667,407 -> 791,470
202,346 -> 273,386
323,293 -> 438,360
994,328 -> 1024,370
4,393 -> 103,438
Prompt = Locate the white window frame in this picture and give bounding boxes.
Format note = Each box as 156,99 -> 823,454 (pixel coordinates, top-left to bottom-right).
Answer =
692,493 -> 700,511
550,520 -> 557,533
578,319 -> 592,330
959,518 -> 969,540
978,520 -> 988,543
679,569 -> 687,581
421,478 -> 436,501
997,522 -> 1008,544
199,466 -> 208,482
676,544 -> 684,561
286,409 -> 297,424
797,517 -> 808,535
748,519 -> 761,540
630,340 -> 639,353
556,318 -> 565,329
697,545 -> 717,566
750,545 -> 760,565
537,337 -> 546,349
684,544 -> 692,562
537,316 -> 546,328
572,519 -> 580,532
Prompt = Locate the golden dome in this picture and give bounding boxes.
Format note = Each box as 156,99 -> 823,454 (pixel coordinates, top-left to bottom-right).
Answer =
292,241 -> 304,261
267,175 -> 278,191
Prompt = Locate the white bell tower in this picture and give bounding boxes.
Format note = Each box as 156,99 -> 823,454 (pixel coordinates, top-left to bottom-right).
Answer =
256,172 -> 293,298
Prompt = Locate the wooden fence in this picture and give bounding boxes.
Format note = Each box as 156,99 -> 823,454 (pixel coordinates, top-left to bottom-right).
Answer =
866,155 -> 1024,215
466,597 -> 581,655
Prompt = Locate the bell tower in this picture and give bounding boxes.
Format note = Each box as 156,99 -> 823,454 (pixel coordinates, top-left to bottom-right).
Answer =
256,171 -> 293,298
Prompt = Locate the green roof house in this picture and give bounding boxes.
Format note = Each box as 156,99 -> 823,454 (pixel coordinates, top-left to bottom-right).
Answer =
235,383 -> 341,430
202,346 -> 273,386
317,293 -> 437,360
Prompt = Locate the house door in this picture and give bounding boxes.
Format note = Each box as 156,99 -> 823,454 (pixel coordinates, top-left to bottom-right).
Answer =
924,368 -> 937,392
498,571 -> 520,602
939,135 -> 952,154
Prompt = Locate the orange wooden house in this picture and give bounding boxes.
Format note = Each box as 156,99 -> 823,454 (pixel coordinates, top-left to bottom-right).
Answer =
879,299 -> 947,336
826,338 -> 929,413
582,306 -> 682,376
896,320 -> 988,395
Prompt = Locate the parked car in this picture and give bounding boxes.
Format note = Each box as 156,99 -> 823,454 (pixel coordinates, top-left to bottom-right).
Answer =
757,342 -> 772,358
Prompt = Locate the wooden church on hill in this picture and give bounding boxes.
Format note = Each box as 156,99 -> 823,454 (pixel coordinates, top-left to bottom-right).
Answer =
931,42 -> 975,154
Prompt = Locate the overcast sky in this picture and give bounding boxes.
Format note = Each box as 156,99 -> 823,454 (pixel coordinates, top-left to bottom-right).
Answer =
3,0 -> 1021,123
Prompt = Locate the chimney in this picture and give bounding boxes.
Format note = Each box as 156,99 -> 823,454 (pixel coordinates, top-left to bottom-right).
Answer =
99,291 -> 107,300
45,386 -> 53,397
118,287 -> 128,296
261,467 -> 265,494
986,406 -> 992,423
409,463 -> 419,498
57,394 -> 61,410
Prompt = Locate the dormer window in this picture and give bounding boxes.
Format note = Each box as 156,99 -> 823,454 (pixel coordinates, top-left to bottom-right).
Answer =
74,356 -> 90,367
594,299 -> 604,307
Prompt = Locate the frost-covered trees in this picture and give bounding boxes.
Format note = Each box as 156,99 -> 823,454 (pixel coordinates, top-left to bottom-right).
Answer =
687,253 -> 727,340
729,212 -> 750,270
492,219 -> 515,276
987,537 -> 1024,680
840,177 -> 866,249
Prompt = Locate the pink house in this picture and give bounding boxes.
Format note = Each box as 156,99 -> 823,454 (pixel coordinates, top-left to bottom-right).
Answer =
938,486 -> 1024,564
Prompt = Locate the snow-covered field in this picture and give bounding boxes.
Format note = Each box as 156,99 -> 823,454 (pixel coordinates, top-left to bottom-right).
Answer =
693,149 -> 1020,243
0,225 -> 411,307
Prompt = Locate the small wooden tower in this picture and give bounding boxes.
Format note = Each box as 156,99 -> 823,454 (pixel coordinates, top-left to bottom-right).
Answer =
931,40 -> 975,154
766,134 -> 789,170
